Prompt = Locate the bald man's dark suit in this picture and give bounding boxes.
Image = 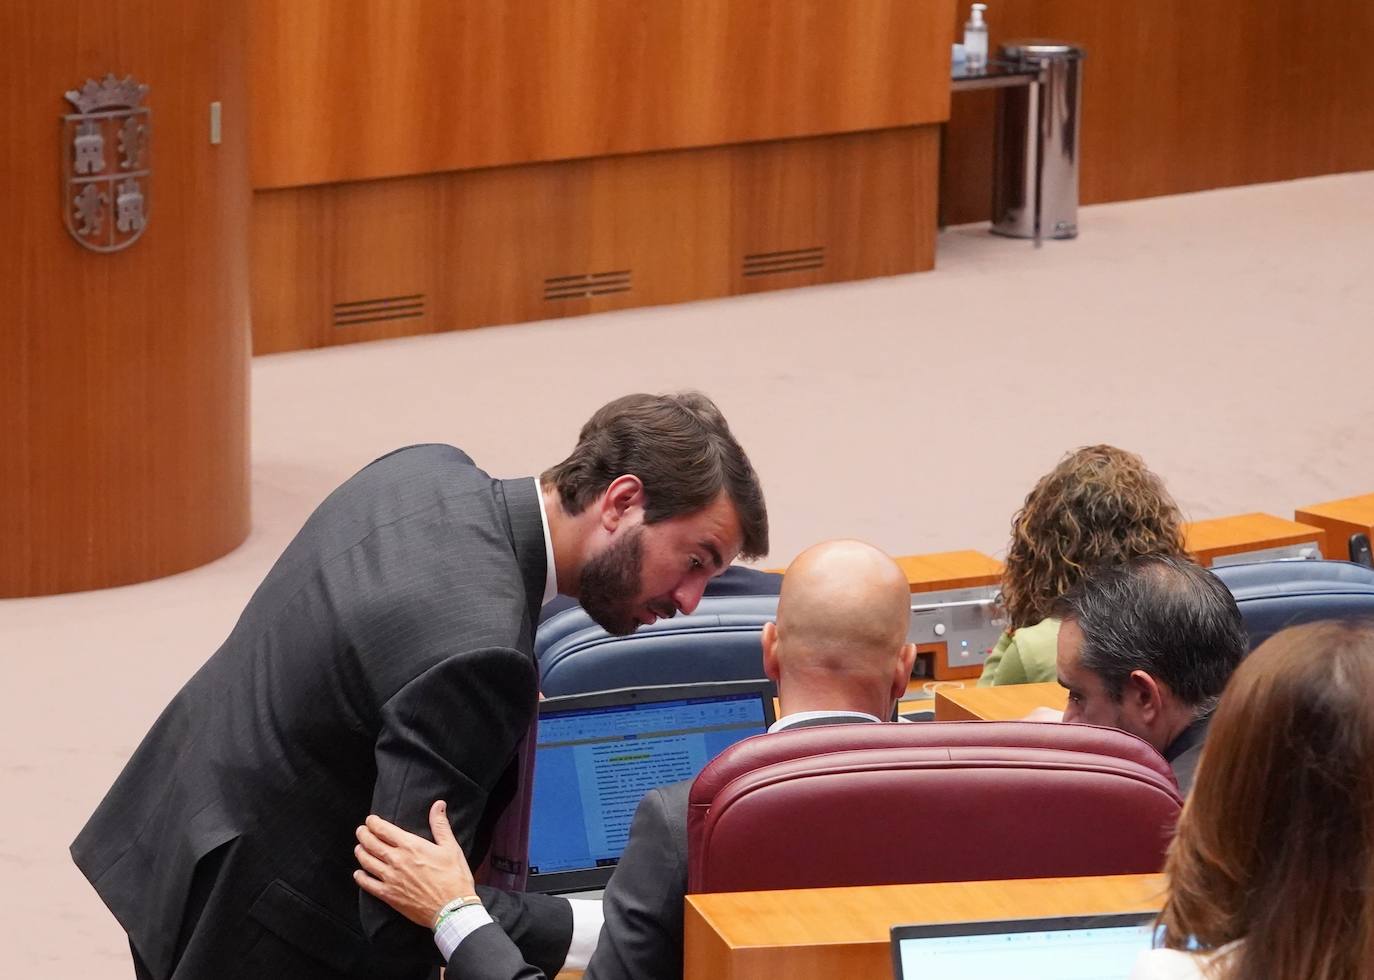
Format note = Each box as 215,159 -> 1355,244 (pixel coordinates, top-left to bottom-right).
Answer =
72,444 -> 560,980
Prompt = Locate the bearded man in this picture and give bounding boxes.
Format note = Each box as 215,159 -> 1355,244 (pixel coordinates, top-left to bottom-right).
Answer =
71,391 -> 769,980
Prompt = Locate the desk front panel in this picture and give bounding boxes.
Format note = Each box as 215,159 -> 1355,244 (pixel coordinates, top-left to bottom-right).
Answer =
686,873 -> 1166,980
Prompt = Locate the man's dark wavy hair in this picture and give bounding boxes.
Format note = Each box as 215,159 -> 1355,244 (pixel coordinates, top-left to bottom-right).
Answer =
542,392 -> 768,560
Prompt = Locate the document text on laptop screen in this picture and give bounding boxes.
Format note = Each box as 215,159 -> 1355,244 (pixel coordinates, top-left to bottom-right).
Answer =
528,692 -> 768,877
896,923 -> 1156,980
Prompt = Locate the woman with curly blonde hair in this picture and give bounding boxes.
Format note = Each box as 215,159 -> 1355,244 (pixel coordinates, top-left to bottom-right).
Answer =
978,445 -> 1187,686
1131,620 -> 1374,979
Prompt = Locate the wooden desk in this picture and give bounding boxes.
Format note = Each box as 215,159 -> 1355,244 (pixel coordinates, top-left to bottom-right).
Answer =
1295,493 -> 1374,564
685,873 -> 1165,979
1183,512 -> 1328,566
935,682 -> 1067,721
895,549 -> 1003,594
779,549 -> 1003,593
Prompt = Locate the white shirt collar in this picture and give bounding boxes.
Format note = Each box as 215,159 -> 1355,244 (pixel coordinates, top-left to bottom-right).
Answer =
769,709 -> 883,733
534,479 -> 558,607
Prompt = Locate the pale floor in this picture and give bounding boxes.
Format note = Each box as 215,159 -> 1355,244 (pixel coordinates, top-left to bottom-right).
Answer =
3,170 -> 1373,977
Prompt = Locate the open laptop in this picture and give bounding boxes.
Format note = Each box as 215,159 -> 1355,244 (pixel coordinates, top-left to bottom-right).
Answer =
525,680 -> 776,894
891,913 -> 1158,980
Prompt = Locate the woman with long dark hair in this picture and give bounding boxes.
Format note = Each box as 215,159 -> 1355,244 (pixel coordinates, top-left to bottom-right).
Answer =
1132,620 -> 1374,978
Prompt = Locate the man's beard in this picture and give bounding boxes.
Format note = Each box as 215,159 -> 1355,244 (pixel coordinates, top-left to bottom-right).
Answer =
579,525 -> 648,636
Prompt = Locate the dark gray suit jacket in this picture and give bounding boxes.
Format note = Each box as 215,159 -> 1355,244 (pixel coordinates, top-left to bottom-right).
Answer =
72,445 -> 553,980
448,714 -> 880,980
1163,713 -> 1211,797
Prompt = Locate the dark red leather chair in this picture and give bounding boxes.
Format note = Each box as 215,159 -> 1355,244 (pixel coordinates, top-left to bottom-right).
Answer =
686,721 -> 1182,894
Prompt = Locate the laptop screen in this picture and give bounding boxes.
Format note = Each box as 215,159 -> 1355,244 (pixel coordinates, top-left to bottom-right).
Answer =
891,914 -> 1158,980
526,681 -> 775,893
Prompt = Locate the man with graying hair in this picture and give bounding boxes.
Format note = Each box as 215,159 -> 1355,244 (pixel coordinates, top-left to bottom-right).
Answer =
353,539 -> 918,980
1053,553 -> 1246,796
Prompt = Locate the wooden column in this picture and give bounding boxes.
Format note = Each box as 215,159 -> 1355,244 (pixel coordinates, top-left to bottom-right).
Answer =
0,2 -> 251,596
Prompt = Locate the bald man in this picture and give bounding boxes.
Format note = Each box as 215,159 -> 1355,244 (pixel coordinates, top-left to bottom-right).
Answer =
355,540 -> 916,980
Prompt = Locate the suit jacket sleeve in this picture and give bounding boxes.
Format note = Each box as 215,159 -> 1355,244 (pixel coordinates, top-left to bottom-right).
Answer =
361,646 -> 539,948
447,922 -> 549,980
477,887 -> 573,978
584,784 -> 689,980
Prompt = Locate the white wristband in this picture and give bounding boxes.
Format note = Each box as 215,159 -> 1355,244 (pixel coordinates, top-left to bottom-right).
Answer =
434,903 -> 494,961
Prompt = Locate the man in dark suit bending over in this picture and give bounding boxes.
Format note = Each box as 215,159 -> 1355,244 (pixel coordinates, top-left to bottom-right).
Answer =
355,538 -> 917,979
71,391 -> 768,980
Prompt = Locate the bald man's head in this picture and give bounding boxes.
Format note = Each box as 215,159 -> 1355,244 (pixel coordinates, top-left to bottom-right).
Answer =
764,541 -> 914,701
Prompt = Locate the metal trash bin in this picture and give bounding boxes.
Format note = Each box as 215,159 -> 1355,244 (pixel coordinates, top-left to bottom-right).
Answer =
992,40 -> 1085,241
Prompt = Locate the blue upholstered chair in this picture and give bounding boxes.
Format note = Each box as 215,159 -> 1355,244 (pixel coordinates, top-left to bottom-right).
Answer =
1213,559 -> 1374,651
535,594 -> 781,697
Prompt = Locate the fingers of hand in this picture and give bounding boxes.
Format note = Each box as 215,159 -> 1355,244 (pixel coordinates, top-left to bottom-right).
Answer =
364,813 -> 406,845
428,800 -> 455,846
353,868 -> 386,899
355,842 -> 390,880
355,824 -> 391,861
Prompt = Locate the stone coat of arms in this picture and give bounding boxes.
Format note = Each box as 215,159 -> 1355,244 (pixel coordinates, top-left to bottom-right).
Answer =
63,74 -> 151,252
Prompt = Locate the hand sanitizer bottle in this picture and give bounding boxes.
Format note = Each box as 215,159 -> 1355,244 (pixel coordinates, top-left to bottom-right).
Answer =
964,3 -> 989,71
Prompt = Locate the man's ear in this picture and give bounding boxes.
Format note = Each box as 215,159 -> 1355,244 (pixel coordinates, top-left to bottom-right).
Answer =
597,475 -> 645,532
891,642 -> 917,702
762,622 -> 781,683
1125,669 -> 1164,725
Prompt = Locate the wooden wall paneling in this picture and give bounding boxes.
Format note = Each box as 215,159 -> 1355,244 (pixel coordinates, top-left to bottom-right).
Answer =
252,177 -> 444,353
583,148 -> 734,313
1,0 -> 250,596
328,178 -> 442,344
248,0 -> 956,189
445,160 -> 595,331
250,127 -> 943,353
251,186 -> 332,354
731,128 -> 937,295
940,0 -> 1374,225
730,137 -> 835,294
827,127 -> 939,281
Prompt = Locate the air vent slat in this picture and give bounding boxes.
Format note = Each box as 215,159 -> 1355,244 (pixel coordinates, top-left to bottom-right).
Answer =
545,270 -> 633,301
743,261 -> 825,277
333,293 -> 424,309
742,246 -> 826,279
744,247 -> 825,262
333,310 -> 426,327
333,294 -> 427,328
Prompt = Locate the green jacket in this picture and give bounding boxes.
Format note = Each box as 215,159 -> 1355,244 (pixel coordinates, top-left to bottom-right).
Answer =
977,617 -> 1062,686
